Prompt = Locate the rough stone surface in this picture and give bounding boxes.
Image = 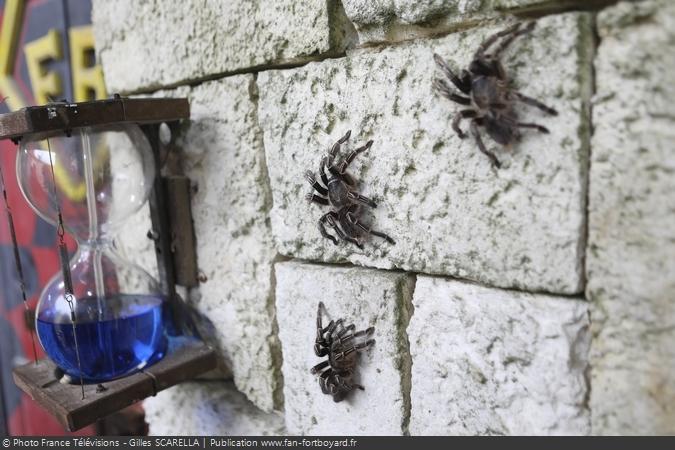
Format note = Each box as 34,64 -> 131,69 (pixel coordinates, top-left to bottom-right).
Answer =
152,76 -> 281,412
342,0 -> 487,44
109,134 -> 158,283
113,205 -> 158,293
588,0 -> 675,435
144,382 -> 285,436
275,261 -> 414,435
409,276 -> 590,435
92,0 -> 348,94
258,13 -> 592,295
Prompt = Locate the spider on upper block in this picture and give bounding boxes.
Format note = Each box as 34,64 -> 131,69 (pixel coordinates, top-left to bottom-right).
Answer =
304,130 -> 395,248
433,21 -> 558,168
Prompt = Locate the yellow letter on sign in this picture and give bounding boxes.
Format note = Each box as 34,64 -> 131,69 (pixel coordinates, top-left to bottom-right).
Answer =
24,28 -> 63,105
70,26 -> 106,102
0,0 -> 27,110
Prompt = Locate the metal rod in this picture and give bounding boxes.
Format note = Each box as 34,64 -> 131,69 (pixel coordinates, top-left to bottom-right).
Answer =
141,124 -> 197,337
46,139 -> 85,399
0,163 -> 38,365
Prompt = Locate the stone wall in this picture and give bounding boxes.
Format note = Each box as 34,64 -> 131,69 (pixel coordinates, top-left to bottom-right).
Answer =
94,0 -> 675,436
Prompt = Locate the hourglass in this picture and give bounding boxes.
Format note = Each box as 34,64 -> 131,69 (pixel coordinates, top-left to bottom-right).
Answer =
2,97 -> 215,430
18,122 -> 169,382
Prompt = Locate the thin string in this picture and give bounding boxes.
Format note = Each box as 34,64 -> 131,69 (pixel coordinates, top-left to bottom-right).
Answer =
0,164 -> 39,365
46,139 -> 85,399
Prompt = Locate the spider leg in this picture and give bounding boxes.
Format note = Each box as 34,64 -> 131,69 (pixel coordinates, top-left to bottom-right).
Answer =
475,22 -> 522,58
346,212 -> 395,245
476,22 -> 534,59
328,130 -> 351,162
320,157 -> 330,185
470,119 -> 501,168
491,21 -> 536,58
317,301 -> 325,329
315,302 -> 324,340
334,339 -> 376,360
339,374 -> 365,392
334,374 -> 348,389
354,326 -> 375,339
338,140 -> 372,174
433,78 -> 471,105
304,170 -> 328,195
317,302 -> 334,335
310,360 -> 330,374
315,314 -> 333,355
305,193 -> 329,205
317,317 -> 335,340
338,130 -> 352,143
326,211 -> 363,248
329,374 -> 353,402
337,323 -> 356,337
328,376 -> 342,398
493,60 -> 507,81
334,327 -> 375,348
347,191 -> 377,208
319,369 -> 332,394
321,319 -> 335,336
314,342 -> 329,356
317,304 -> 333,335
338,326 -> 375,345
433,53 -> 471,94
328,164 -> 342,179
452,109 -> 479,139
315,316 -> 333,356
325,319 -> 342,340
514,92 -> 558,116
336,230 -> 364,249
318,212 -> 340,245
517,122 -> 550,133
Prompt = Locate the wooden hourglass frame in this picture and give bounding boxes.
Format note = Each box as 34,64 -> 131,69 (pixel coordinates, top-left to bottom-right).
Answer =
0,97 -> 216,431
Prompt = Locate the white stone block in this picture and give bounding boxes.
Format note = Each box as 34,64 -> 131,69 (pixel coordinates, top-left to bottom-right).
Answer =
92,0 -> 350,93
144,382 -> 285,436
151,76 -> 281,412
588,0 -> 675,435
342,0 -> 486,45
409,276 -> 590,435
258,13 -> 592,294
275,261 -> 414,435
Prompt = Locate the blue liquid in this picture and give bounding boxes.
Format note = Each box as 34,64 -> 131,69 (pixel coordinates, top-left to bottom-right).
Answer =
37,294 -> 169,382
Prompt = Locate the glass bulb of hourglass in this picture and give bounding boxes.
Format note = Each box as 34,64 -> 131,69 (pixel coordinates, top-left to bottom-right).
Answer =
16,124 -> 171,382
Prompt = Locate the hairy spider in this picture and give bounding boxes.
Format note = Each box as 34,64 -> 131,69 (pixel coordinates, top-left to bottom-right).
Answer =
305,130 -> 395,248
433,21 -> 558,168
310,302 -> 375,402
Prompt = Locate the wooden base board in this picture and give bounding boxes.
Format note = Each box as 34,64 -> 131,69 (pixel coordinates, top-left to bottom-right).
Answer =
12,337 -> 217,431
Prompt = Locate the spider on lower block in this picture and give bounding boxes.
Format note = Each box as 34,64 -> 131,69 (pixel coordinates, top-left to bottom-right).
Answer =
310,302 -> 375,402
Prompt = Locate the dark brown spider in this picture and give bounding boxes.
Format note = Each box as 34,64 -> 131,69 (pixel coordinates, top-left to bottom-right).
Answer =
310,302 -> 375,402
305,130 -> 395,248
433,21 -> 558,168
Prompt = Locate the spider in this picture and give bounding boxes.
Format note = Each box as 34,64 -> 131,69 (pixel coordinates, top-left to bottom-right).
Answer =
310,302 -> 375,402
433,21 -> 558,168
304,130 -> 395,248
